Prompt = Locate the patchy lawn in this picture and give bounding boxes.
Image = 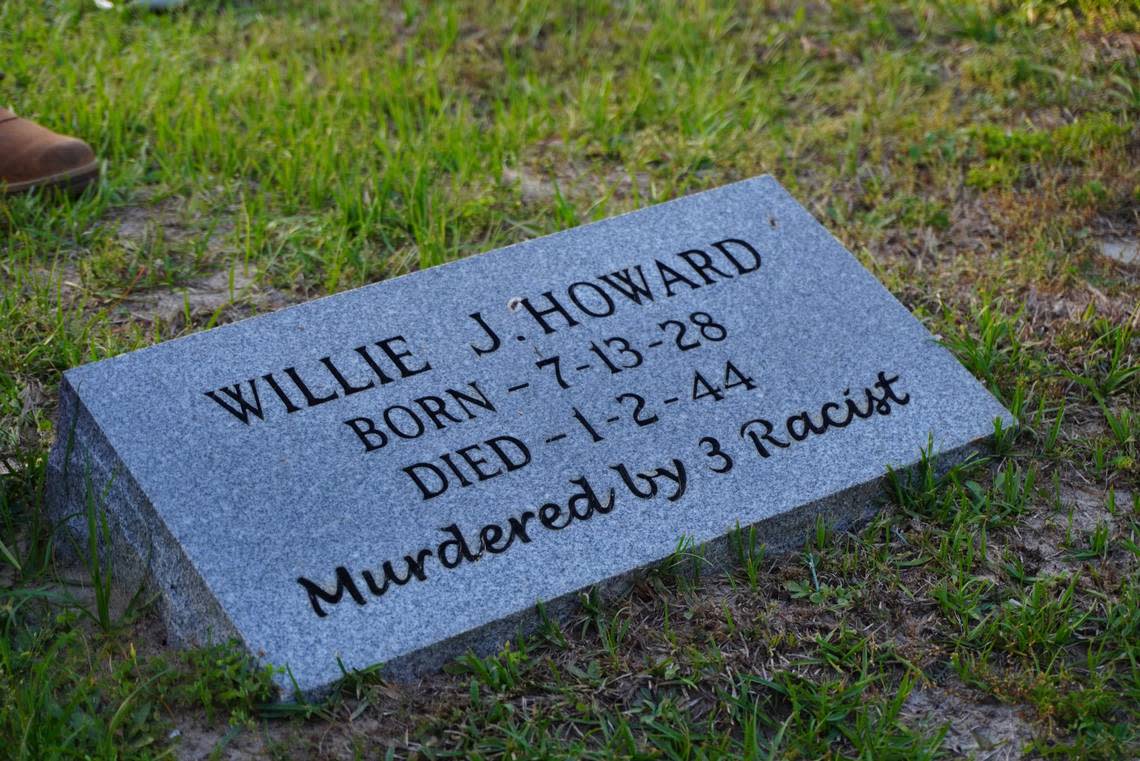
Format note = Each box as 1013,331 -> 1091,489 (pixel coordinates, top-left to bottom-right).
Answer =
1,0 -> 1137,758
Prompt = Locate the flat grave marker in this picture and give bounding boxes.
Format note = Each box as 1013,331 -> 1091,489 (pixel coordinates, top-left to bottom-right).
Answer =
47,175 -> 1011,696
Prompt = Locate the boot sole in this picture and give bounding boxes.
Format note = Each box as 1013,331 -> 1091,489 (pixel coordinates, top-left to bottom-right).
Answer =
2,160 -> 100,195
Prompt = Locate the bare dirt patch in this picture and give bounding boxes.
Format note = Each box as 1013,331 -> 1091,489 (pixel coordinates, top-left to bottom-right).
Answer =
903,685 -> 1036,760
110,195 -> 233,259
1013,485 -> 1121,578
124,269 -> 292,328
502,149 -> 652,209
171,716 -> 272,761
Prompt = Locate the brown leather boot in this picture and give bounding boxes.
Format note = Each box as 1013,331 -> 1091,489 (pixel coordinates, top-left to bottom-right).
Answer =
0,107 -> 99,194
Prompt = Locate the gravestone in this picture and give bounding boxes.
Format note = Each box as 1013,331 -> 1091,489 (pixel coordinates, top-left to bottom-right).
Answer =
47,175 -> 1011,697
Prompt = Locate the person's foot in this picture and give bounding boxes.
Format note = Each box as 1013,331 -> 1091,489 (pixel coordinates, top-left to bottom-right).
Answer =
0,107 -> 99,194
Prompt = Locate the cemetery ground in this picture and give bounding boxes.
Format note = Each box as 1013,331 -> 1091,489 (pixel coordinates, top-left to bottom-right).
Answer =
0,0 -> 1137,758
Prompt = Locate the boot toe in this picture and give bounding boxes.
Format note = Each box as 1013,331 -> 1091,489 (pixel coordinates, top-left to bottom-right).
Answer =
0,114 -> 99,192
39,138 -> 96,175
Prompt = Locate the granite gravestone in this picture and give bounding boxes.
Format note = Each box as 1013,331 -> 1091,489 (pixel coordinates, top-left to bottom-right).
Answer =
47,175 -> 1011,697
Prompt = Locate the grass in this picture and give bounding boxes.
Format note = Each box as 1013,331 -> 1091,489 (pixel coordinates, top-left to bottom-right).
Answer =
1,0 -> 1138,757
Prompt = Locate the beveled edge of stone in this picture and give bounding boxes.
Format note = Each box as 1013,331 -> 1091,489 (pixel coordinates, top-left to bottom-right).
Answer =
46,374 -> 244,652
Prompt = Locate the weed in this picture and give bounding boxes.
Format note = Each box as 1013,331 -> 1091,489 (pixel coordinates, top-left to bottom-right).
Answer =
939,297 -> 1032,406
81,466 -> 115,632
730,522 -> 766,591
449,640 -> 530,694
